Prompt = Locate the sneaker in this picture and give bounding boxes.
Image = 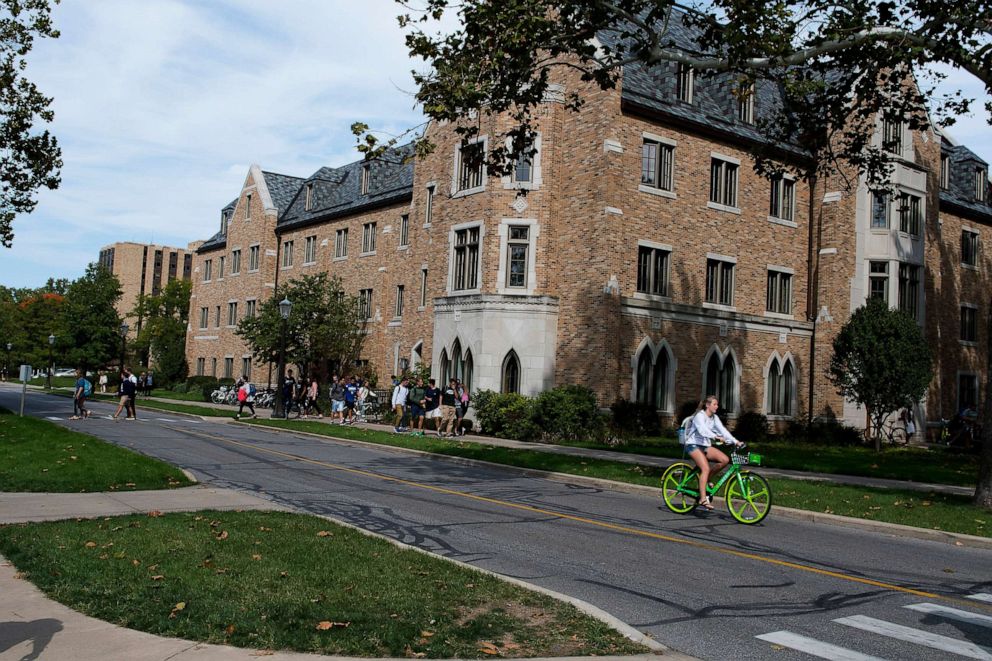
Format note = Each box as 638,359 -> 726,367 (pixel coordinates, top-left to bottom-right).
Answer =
236,415 -> 241,420
394,427 -> 402,433
251,414 -> 258,419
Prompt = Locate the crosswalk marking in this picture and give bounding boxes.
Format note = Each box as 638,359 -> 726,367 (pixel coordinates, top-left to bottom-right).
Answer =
906,602 -> 992,629
756,631 -> 888,660
46,416 -> 61,421
155,418 -> 176,422
970,594 -> 992,604
835,614 -> 992,660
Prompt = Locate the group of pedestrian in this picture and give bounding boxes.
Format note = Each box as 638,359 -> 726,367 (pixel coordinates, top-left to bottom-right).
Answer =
111,368 -> 139,420
391,375 -> 469,437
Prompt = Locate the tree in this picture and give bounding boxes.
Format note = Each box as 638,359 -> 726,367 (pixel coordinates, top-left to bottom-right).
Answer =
828,298 -> 932,452
130,279 -> 191,385
235,274 -> 367,382
0,0 -> 62,247
58,264 -> 122,373
10,289 -> 61,369
361,1 -> 991,187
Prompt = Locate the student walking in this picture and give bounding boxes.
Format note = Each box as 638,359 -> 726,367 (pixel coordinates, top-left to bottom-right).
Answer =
424,378 -> 441,434
408,377 -> 427,435
454,379 -> 470,436
392,376 -> 410,432
343,377 -> 358,423
438,379 -> 458,437
303,377 -> 323,419
113,370 -> 136,420
236,378 -> 257,419
70,369 -> 91,420
145,370 -> 154,396
329,377 -> 346,423
98,371 -> 108,393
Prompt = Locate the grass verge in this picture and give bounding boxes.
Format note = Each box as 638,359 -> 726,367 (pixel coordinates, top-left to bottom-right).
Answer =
561,436 -> 977,487
0,409 -> 192,492
148,389 -> 214,402
0,510 -> 646,658
246,419 -> 989,538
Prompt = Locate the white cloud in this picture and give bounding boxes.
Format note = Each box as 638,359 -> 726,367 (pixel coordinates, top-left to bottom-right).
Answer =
1,2 -> 990,288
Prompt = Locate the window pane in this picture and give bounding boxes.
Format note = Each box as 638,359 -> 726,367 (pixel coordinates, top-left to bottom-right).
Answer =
871,192 -> 888,229
641,142 -> 657,186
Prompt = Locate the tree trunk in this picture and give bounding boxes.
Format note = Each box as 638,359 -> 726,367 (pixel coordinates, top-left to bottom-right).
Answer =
974,307 -> 992,509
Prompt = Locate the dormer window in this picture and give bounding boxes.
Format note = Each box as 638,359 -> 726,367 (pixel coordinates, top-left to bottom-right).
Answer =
360,163 -> 370,195
305,183 -> 314,211
221,210 -> 229,234
975,167 -> 988,202
940,154 -> 950,190
737,83 -> 754,124
676,64 -> 694,104
882,118 -> 902,155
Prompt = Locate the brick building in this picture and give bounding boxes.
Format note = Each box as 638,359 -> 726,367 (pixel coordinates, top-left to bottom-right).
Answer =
97,241 -> 197,338
185,15 -> 991,432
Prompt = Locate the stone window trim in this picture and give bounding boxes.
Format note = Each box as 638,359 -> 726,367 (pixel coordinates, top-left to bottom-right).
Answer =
940,154 -> 950,190
451,135 -> 488,198
961,226 -> 980,270
708,153 -> 741,213
897,192 -> 923,239
244,192 -> 253,220
762,350 -> 798,418
248,244 -> 261,272
704,253 -> 736,311
496,218 -> 539,295
361,222 -> 377,256
639,131 -> 676,198
880,117 -> 904,157
303,235 -> 318,265
419,265 -> 428,310
634,240 -> 673,302
398,214 -> 410,249
676,63 -> 694,104
701,344 -> 740,416
423,182 -> 437,227
230,248 -> 242,276
765,266 -> 794,319
957,371 -> 980,411
501,133 -> 543,191
447,220 -> 485,295
630,337 -> 677,414
768,173 -> 796,224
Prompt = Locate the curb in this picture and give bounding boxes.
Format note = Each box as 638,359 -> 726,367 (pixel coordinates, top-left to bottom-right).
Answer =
238,421 -> 992,551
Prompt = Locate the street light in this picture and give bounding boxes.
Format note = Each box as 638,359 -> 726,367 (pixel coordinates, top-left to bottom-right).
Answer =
119,322 -> 129,372
46,334 -> 55,390
271,297 -> 292,418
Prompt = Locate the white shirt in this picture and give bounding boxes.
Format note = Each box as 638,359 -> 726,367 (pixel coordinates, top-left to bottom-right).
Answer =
391,384 -> 409,407
686,410 -> 738,448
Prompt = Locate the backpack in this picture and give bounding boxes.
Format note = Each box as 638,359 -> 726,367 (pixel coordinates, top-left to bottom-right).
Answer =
82,379 -> 92,397
677,415 -> 694,445
248,383 -> 257,396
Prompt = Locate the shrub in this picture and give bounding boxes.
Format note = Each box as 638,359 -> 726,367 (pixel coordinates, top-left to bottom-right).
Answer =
609,399 -> 661,437
785,417 -> 863,446
171,382 -> 189,394
733,410 -> 769,442
472,390 -> 539,441
532,385 -> 603,442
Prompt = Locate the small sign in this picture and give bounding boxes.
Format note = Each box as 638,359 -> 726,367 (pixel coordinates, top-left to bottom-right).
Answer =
19,365 -> 31,382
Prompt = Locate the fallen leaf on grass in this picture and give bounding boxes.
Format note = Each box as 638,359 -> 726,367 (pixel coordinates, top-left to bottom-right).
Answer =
404,646 -> 426,658
420,631 -> 434,637
215,531 -> 229,541
225,624 -> 236,635
315,621 -> 350,630
251,554 -> 262,561
316,530 -> 333,537
84,541 -> 97,548
148,510 -> 163,517
132,560 -> 140,567
169,602 -> 186,618
279,571 -> 288,578
151,575 -> 164,581
478,641 -> 500,655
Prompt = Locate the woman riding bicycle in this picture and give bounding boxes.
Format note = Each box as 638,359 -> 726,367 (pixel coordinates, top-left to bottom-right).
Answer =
684,395 -> 741,510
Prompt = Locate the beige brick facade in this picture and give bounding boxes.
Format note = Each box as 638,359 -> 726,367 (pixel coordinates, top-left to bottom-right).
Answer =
184,67 -> 991,433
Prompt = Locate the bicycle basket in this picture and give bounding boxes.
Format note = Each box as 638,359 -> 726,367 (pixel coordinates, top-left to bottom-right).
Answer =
731,451 -> 762,466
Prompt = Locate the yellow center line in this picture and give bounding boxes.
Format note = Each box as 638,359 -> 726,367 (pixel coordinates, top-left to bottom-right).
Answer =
172,424 -> 992,610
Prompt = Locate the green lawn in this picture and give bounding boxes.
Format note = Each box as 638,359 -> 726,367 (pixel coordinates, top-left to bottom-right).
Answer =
562,436 -> 978,487
246,419 -> 989,537
0,409 -> 192,492
149,388 -> 212,402
0,510 -> 646,658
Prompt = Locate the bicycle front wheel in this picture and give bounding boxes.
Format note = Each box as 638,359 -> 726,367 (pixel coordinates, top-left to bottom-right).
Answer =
726,471 -> 772,524
661,462 -> 699,514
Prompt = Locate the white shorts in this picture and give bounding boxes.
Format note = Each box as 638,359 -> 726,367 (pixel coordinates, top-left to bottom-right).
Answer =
332,400 -> 345,413
426,408 -> 442,419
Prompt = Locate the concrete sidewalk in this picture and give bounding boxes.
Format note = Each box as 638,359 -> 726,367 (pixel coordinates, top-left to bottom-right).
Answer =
0,486 -> 678,661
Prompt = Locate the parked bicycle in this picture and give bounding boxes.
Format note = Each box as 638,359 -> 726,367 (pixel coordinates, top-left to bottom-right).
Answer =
661,443 -> 772,524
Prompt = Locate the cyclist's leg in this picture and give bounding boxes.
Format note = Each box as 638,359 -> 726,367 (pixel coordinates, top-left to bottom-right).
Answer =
704,446 -> 730,483
686,447 -> 712,507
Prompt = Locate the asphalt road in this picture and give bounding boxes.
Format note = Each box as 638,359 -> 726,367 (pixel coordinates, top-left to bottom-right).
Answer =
4,386 -> 992,661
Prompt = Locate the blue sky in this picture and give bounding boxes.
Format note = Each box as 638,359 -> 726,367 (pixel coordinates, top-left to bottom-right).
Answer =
0,1 -> 989,289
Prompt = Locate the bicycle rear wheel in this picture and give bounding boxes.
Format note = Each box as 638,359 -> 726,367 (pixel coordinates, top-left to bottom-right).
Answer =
726,471 -> 772,524
661,462 -> 699,514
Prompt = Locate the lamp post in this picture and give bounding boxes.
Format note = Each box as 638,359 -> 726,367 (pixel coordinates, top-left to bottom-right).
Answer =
46,334 -> 55,390
271,297 -> 292,418
119,322 -> 129,372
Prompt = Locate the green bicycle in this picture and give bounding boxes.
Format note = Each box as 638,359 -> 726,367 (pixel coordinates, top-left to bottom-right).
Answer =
661,444 -> 772,524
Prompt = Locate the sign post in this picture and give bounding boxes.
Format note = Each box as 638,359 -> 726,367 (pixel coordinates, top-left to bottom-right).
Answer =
19,364 -> 30,417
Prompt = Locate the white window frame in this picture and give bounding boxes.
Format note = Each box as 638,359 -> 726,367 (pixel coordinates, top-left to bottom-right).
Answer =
281,240 -> 294,269
704,253 -> 737,310
360,163 -> 370,196
940,154 -> 950,190
976,167 -> 988,202
768,174 -> 796,225
737,83 -> 754,124
765,266 -> 794,318
496,218 -> 539,295
203,259 -> 212,282
304,182 -> 314,211
231,248 -> 241,275
227,301 -> 238,327
361,222 -> 377,255
394,284 -> 404,319
448,221 -> 484,294
452,136 -> 488,198
248,244 -> 260,272
638,132 -> 676,199
707,153 -> 741,213
398,214 -> 410,248
199,307 -> 208,329
334,227 -> 349,260
676,63 -> 694,103
501,133 -> 543,190
424,183 -> 436,227
303,235 -> 317,265
633,240 -> 673,302
246,299 -> 257,319
359,288 -> 374,321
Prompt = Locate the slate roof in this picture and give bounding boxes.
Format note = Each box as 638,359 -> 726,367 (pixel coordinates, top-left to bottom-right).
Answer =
939,141 -> 992,222
277,144 -> 415,233
262,171 -> 306,216
600,8 -> 807,159
196,198 -> 237,254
